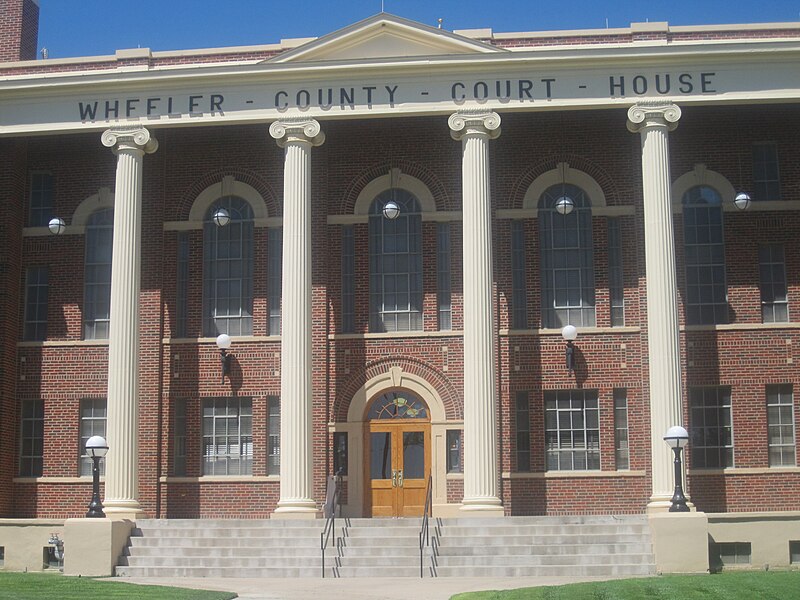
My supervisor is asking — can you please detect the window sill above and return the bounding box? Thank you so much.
[446,472,464,480]
[688,467,800,475]
[502,326,641,336]
[17,340,108,348]
[682,322,800,332]
[13,477,99,483]
[502,470,645,479]
[159,475,279,483]
[329,330,462,340]
[163,336,280,344]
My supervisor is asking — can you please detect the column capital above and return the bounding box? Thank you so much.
[269,118,325,148]
[627,102,681,133]
[101,126,158,154]
[448,110,501,141]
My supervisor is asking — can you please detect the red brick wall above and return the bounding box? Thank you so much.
[3,107,800,518]
[0,0,38,62]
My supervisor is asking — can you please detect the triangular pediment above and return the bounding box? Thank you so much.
[269,13,504,63]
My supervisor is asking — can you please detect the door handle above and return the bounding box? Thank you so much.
[397,470,403,487]
[391,469,397,487]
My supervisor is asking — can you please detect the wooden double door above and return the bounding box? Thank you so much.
[367,421,431,517]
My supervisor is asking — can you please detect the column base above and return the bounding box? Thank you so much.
[103,500,146,521]
[649,511,709,573]
[459,496,504,517]
[63,518,134,577]
[272,499,320,519]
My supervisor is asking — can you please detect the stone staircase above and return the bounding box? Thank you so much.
[115,515,655,578]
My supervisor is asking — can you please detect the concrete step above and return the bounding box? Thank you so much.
[431,553,654,566]
[432,564,655,577]
[133,527,322,538]
[437,533,650,546]
[116,566,324,578]
[125,545,323,558]
[122,555,324,568]
[435,542,653,556]
[129,536,320,549]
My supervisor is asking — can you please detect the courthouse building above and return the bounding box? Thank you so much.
[1,0,799,533]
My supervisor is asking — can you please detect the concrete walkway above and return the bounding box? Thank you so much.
[118,575,635,599]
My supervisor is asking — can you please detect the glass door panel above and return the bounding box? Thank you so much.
[402,430,425,479]
[370,431,392,480]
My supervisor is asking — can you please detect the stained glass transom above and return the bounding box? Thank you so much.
[367,391,429,420]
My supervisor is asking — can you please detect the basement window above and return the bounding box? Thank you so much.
[790,541,800,564]
[0,546,4,566]
[714,542,751,567]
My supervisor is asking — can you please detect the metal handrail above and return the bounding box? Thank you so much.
[320,469,343,578]
[418,474,433,578]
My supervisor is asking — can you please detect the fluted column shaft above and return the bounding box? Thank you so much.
[100,127,158,518]
[449,111,503,514]
[270,119,324,517]
[627,103,685,509]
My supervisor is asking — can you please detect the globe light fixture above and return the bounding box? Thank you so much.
[561,324,578,372]
[733,191,751,211]
[216,333,233,383]
[48,217,66,235]
[382,201,400,220]
[555,195,574,215]
[85,435,109,518]
[213,207,231,227]
[663,425,690,512]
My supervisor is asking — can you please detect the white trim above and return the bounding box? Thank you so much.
[159,476,280,483]
[329,330,462,340]
[17,339,108,347]
[502,470,646,478]
[500,326,641,336]
[353,168,436,215]
[347,367,446,422]
[71,187,114,228]
[672,163,736,206]
[682,322,800,332]
[523,162,607,209]
[187,176,269,222]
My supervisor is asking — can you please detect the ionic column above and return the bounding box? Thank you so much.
[269,119,324,518]
[100,127,158,518]
[449,111,503,515]
[627,102,685,510]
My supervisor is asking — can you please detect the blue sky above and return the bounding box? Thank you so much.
[39,0,800,58]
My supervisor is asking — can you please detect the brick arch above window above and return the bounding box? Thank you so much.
[173,170,278,223]
[672,164,735,208]
[523,162,607,210]
[188,175,269,223]
[354,168,436,215]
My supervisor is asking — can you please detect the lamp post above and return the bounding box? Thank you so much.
[663,425,690,512]
[85,435,109,518]
[561,324,578,372]
[216,333,232,383]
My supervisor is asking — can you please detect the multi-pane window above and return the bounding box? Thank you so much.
[175,232,189,338]
[516,391,531,472]
[267,396,280,476]
[79,399,107,476]
[545,389,600,471]
[614,389,629,470]
[28,172,54,227]
[767,384,795,467]
[23,266,48,341]
[83,208,113,340]
[268,227,282,336]
[174,399,187,476]
[539,184,595,328]
[446,430,462,474]
[683,186,727,325]
[511,221,527,329]
[333,432,348,476]
[203,197,254,337]
[689,387,733,468]
[202,397,252,476]
[19,400,44,477]
[759,244,788,323]
[437,223,452,331]
[369,190,423,332]
[341,225,355,333]
[608,218,625,326]
[752,143,780,201]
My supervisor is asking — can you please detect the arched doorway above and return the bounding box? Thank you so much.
[365,390,431,517]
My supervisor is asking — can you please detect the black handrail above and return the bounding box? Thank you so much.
[418,474,433,578]
[320,469,343,578]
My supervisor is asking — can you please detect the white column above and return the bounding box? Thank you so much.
[100,127,158,518]
[627,102,685,511]
[449,111,504,515]
[269,119,324,518]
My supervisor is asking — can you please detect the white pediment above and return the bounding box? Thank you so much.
[269,13,504,63]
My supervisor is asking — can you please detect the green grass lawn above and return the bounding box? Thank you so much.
[0,572,236,600]
[451,571,800,600]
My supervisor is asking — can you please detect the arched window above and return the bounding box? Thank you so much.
[367,391,429,420]
[369,189,423,332]
[203,196,254,336]
[84,208,114,339]
[538,183,595,328]
[683,185,727,325]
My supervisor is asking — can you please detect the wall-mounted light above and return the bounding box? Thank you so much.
[663,425,690,513]
[561,324,578,372]
[216,333,232,383]
[213,207,231,227]
[48,217,66,235]
[85,435,108,518]
[554,195,574,215]
[382,200,400,220]
[733,191,751,211]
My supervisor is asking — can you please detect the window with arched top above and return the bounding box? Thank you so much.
[367,391,429,420]
[538,183,596,328]
[369,189,423,332]
[203,196,254,336]
[84,208,114,339]
[682,185,727,325]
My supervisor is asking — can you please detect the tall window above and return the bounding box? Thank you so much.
[545,389,600,471]
[511,221,527,329]
[79,399,107,476]
[267,396,280,476]
[202,397,252,475]
[767,384,795,467]
[28,172,53,227]
[84,208,113,340]
[539,184,595,328]
[341,225,355,333]
[759,244,788,323]
[515,391,531,472]
[683,186,727,325]
[23,266,48,341]
[608,218,625,326]
[689,387,733,468]
[174,399,187,476]
[268,227,282,336]
[437,223,452,331]
[369,189,423,332]
[614,388,629,470]
[19,399,44,477]
[175,232,190,338]
[752,143,780,201]
[446,430,462,474]
[203,197,254,336]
